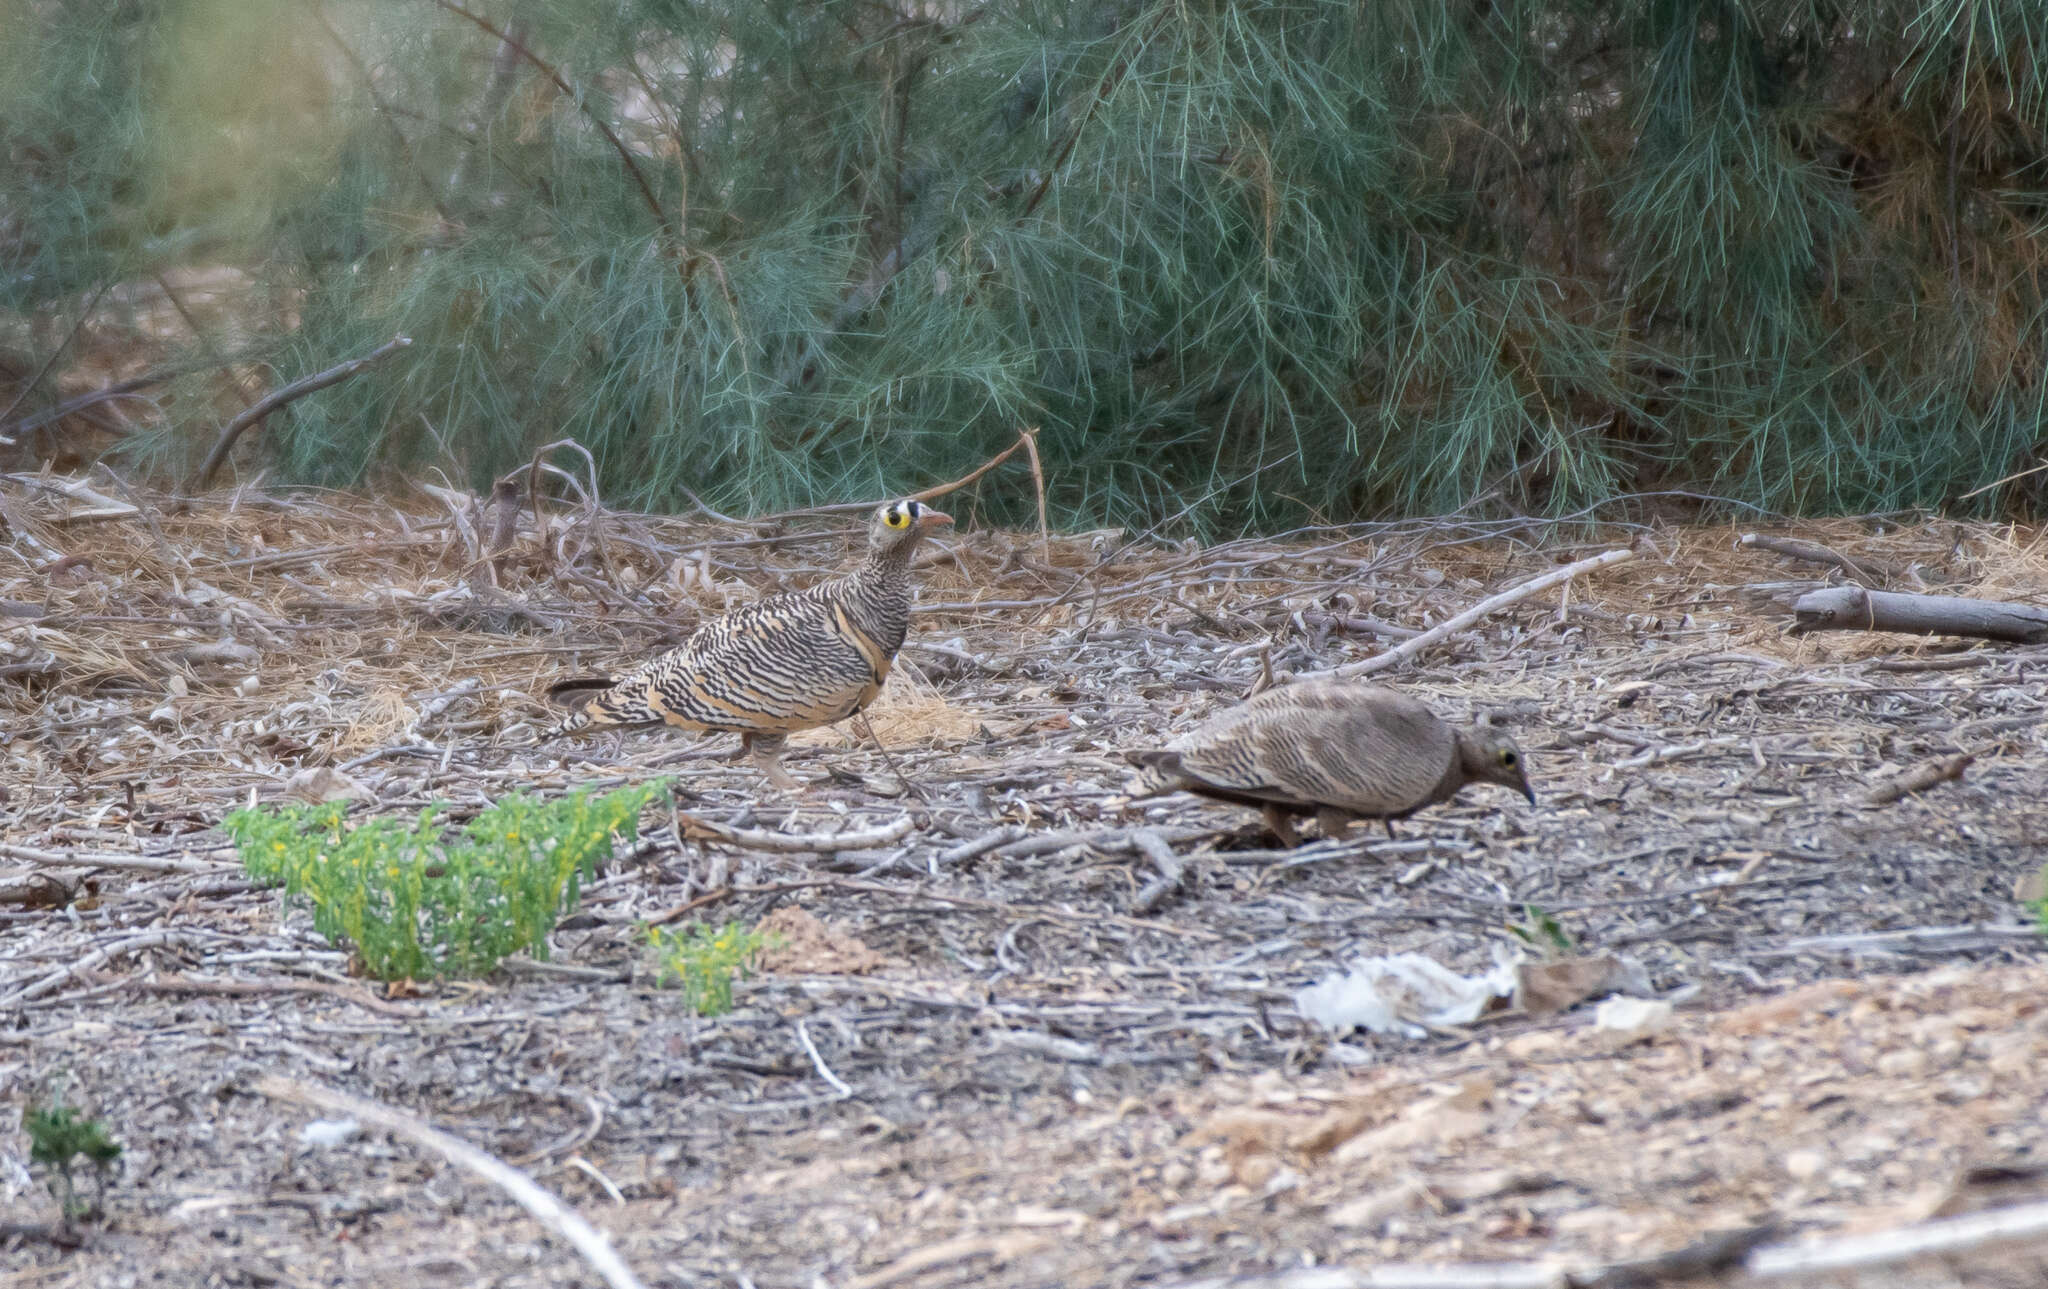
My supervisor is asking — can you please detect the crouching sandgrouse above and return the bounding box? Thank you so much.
[1126,678,1534,845]
[545,498,952,789]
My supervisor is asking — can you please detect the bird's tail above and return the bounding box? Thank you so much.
[546,676,618,708]
[539,676,658,740]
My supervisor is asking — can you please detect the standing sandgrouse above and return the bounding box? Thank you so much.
[1126,678,1534,845]
[545,498,952,789]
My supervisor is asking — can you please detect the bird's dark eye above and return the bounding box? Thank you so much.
[1500,750,1518,766]
[886,507,910,529]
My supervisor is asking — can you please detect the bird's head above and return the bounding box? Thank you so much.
[868,498,953,553]
[1462,718,1536,804]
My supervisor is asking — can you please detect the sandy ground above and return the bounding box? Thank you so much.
[2,484,2044,1286]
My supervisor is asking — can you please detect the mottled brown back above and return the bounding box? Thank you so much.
[1129,679,1469,819]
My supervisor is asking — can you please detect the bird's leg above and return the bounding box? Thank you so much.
[744,733,804,793]
[1261,804,1302,848]
[1383,819,1399,840]
[1316,807,1354,842]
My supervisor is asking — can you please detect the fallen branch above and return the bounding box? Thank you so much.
[1746,923,2039,959]
[0,872,74,908]
[91,970,425,1019]
[1737,532,1894,586]
[1746,1194,2048,1277]
[0,930,217,1009]
[192,335,413,489]
[1328,548,1638,678]
[3,472,138,522]
[649,876,1222,939]
[935,824,1027,865]
[1789,585,2048,645]
[0,1221,83,1249]
[0,840,236,876]
[1865,753,1975,806]
[254,1075,648,1289]
[992,824,1212,860]
[1127,827,1187,915]
[675,811,917,854]
[1150,1196,2048,1286]
[1568,1224,1779,1287]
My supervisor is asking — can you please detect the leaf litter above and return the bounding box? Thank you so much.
[0,477,2044,1286]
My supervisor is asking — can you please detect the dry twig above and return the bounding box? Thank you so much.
[1865,753,1975,806]
[254,1075,649,1289]
[193,335,414,488]
[0,930,217,1009]
[675,811,918,853]
[1328,548,1637,678]
[1737,532,1894,586]
[0,841,232,876]
[1128,827,1187,915]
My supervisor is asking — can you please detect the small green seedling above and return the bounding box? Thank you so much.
[2030,864,2048,938]
[647,920,773,1016]
[226,780,668,981]
[25,1098,122,1221]
[1507,902,1576,955]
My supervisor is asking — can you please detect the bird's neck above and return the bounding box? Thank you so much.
[857,541,916,591]
[1441,733,1484,797]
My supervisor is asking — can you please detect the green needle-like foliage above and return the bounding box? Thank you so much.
[226,780,668,981]
[25,1096,123,1220]
[3,2,2044,530]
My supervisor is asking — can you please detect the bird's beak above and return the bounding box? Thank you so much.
[1520,780,1537,805]
[918,508,954,529]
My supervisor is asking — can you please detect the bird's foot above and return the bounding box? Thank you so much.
[1262,804,1303,848]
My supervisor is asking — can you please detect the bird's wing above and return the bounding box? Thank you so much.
[640,585,880,733]
[1167,685,1455,817]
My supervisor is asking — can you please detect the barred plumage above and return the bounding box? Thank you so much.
[1127,678,1534,845]
[546,499,952,789]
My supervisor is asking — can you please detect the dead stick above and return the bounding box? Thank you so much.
[1790,585,2048,645]
[1865,753,1975,806]
[676,811,916,853]
[649,877,1221,939]
[907,428,1030,505]
[1746,1194,2048,1278]
[0,930,217,1009]
[935,824,1027,865]
[89,970,424,1019]
[1128,827,1186,915]
[1737,532,1892,586]
[1155,1195,2048,1285]
[254,1075,648,1289]
[1018,424,1050,556]
[192,335,413,489]
[1328,548,1637,678]
[754,427,1041,521]
[0,840,235,876]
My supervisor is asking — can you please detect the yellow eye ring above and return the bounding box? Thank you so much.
[886,510,910,528]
